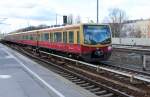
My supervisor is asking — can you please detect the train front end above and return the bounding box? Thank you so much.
[81,24,112,62]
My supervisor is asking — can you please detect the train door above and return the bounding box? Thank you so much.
[49,32,53,49]
[36,31,40,50]
[63,31,67,52]
[68,31,75,53]
[75,30,81,54]
[76,30,80,44]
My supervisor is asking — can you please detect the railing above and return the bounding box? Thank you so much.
[39,50,150,83]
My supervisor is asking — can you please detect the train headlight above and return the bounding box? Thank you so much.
[96,48,100,50]
[108,46,112,51]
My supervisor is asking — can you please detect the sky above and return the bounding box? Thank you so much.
[0,0,150,33]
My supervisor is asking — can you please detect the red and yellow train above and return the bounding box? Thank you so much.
[4,24,112,62]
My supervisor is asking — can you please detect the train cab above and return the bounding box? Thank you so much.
[80,24,112,61]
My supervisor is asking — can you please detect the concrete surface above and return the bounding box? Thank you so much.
[0,43,98,97]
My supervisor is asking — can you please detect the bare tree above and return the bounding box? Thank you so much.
[67,14,73,25]
[108,8,127,37]
[136,29,142,38]
[75,15,81,24]
[128,25,141,38]
[121,24,135,38]
[147,21,150,38]
[89,20,95,23]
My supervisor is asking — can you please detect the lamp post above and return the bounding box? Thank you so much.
[56,13,58,25]
[97,0,99,24]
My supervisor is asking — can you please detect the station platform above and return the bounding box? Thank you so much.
[0,43,98,97]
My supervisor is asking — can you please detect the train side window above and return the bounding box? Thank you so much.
[54,32,62,42]
[30,35,33,40]
[17,35,19,40]
[57,32,62,42]
[40,33,42,41]
[27,35,30,40]
[37,33,40,41]
[63,32,67,43]
[33,34,36,41]
[20,35,22,40]
[23,35,25,40]
[54,33,56,42]
[77,31,80,44]
[25,35,27,40]
[43,33,49,41]
[28,35,30,40]
[32,34,34,40]
[24,35,26,40]
[50,33,53,42]
[69,31,74,43]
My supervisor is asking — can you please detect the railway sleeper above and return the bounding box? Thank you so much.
[84,85,95,89]
[100,93,114,97]
[61,72,71,75]
[79,83,90,87]
[75,81,86,84]
[67,77,78,80]
[55,71,64,74]
[93,90,107,95]
[65,75,75,78]
[62,74,71,77]
[89,87,100,92]
[71,79,82,82]
[58,72,68,75]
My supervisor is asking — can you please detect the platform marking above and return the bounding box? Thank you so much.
[2,48,65,97]
[0,75,11,79]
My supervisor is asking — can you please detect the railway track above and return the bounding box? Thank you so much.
[4,43,150,97]
[112,45,150,55]
[112,44,150,49]
[101,61,150,77]
[111,44,150,76]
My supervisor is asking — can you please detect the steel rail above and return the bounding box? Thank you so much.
[101,61,150,77]
[113,46,150,55]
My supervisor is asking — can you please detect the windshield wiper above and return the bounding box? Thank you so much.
[99,38,111,44]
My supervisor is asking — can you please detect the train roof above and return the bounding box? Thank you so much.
[7,23,109,36]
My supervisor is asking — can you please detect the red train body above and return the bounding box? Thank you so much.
[4,24,112,62]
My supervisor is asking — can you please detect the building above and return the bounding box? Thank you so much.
[135,19,150,38]
[121,19,150,38]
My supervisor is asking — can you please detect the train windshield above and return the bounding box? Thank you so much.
[83,25,111,45]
